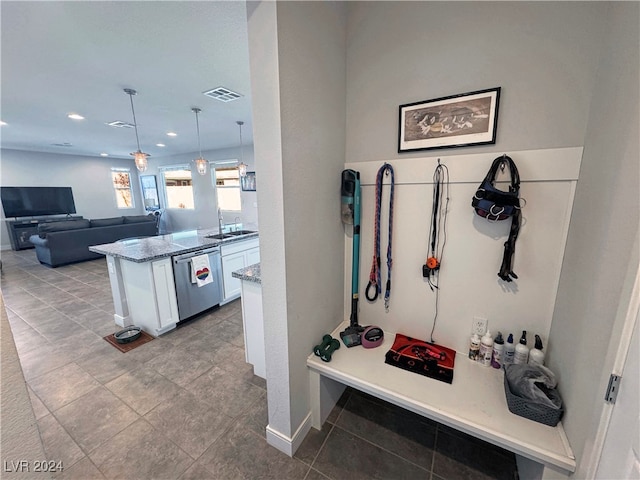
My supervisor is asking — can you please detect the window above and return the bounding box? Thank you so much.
[214,163,241,212]
[161,166,194,209]
[111,169,134,208]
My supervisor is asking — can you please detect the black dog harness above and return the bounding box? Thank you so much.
[472,155,523,282]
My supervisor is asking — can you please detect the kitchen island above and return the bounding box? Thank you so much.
[90,228,258,336]
[232,263,265,378]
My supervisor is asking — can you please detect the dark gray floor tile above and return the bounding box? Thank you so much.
[146,347,214,387]
[432,428,517,480]
[198,423,310,479]
[105,364,182,415]
[29,362,100,412]
[75,342,138,384]
[326,387,352,424]
[178,462,220,480]
[336,390,436,471]
[52,456,105,479]
[145,389,233,459]
[295,422,333,466]
[54,386,139,453]
[88,418,193,479]
[37,413,85,471]
[214,319,245,347]
[313,427,430,480]
[19,343,74,381]
[240,390,269,437]
[185,365,264,418]
[305,468,332,480]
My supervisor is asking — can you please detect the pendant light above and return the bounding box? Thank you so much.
[192,107,207,176]
[237,120,247,178]
[124,88,150,172]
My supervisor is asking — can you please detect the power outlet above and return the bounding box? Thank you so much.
[472,316,488,336]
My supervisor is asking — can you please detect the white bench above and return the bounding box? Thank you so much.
[308,321,576,478]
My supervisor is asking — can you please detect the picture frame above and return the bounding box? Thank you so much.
[241,171,256,191]
[139,175,161,211]
[398,87,501,153]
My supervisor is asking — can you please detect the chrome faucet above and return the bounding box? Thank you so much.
[234,216,241,232]
[218,207,224,234]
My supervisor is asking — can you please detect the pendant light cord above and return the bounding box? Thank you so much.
[195,109,203,157]
[127,92,142,152]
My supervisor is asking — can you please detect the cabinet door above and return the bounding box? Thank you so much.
[246,246,260,266]
[222,251,246,301]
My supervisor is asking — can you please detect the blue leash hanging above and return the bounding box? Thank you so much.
[366,163,395,311]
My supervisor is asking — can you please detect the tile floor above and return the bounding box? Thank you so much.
[1,249,519,479]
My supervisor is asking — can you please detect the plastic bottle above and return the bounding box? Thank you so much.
[468,333,481,361]
[514,330,529,365]
[504,333,515,365]
[478,330,494,366]
[491,332,505,369]
[528,334,545,366]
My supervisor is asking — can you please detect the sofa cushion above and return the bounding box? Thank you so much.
[123,215,155,224]
[90,217,124,227]
[38,219,91,237]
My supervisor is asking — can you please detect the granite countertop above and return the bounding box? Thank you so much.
[89,228,258,263]
[232,263,261,284]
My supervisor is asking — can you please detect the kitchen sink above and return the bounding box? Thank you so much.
[228,230,256,236]
[206,233,234,240]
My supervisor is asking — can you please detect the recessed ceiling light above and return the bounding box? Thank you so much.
[0,121,7,126]
[100,153,109,157]
[68,113,85,120]
[166,132,177,137]
[156,143,166,147]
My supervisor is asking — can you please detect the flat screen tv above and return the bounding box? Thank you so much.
[1,187,77,218]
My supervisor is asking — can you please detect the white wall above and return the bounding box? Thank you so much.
[345,1,607,164]
[548,2,639,476]
[0,149,145,249]
[247,0,347,448]
[0,144,258,249]
[140,144,258,233]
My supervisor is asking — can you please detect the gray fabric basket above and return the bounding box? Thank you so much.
[503,374,564,427]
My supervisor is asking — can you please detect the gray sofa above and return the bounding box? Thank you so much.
[29,215,158,267]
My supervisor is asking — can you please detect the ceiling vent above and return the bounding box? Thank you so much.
[203,86,243,102]
[51,142,73,147]
[106,121,135,128]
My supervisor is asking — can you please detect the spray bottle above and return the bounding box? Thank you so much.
[514,330,529,364]
[478,330,494,366]
[504,333,515,365]
[491,332,505,369]
[528,335,545,366]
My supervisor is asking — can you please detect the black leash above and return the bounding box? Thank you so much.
[422,160,449,342]
[366,163,395,311]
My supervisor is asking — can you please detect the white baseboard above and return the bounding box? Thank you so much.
[265,412,313,457]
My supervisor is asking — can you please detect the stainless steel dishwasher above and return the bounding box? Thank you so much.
[172,247,223,321]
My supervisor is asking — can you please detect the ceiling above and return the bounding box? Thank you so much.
[0,1,253,161]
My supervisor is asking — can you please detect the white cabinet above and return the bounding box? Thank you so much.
[119,257,180,336]
[221,238,260,304]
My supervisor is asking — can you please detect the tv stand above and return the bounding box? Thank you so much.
[5,216,83,250]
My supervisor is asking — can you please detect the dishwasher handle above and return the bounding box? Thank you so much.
[173,248,220,264]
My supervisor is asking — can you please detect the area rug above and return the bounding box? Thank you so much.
[103,330,154,353]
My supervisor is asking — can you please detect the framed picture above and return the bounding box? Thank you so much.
[398,87,501,153]
[241,171,256,191]
[140,175,161,211]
